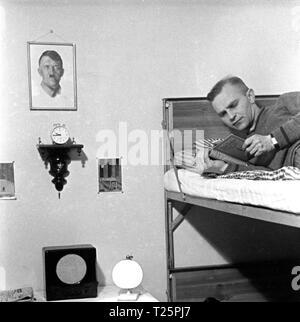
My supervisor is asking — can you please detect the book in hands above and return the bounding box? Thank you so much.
[196,134,250,167]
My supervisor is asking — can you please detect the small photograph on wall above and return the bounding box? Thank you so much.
[27,41,77,111]
[98,158,123,193]
[0,162,16,199]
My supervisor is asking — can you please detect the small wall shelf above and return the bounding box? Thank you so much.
[37,142,85,198]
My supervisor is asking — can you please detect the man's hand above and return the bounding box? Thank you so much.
[174,146,228,175]
[242,134,275,157]
[174,150,204,173]
[200,148,228,174]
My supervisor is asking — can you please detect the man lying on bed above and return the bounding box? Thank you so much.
[178,76,300,175]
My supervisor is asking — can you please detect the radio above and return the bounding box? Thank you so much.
[43,244,98,301]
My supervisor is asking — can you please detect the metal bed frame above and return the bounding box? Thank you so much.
[162,96,300,302]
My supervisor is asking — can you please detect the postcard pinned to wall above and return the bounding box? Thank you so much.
[98,158,123,193]
[0,162,16,199]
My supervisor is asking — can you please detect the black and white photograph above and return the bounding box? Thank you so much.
[0,162,15,200]
[2,0,300,309]
[98,158,123,193]
[27,41,77,110]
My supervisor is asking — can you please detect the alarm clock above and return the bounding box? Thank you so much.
[43,244,98,301]
[50,124,70,145]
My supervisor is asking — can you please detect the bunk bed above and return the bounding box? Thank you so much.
[162,96,300,302]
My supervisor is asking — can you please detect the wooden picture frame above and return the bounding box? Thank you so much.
[27,41,77,111]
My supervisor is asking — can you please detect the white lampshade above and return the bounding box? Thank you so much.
[112,258,143,290]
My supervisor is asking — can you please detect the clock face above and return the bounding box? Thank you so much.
[51,126,70,144]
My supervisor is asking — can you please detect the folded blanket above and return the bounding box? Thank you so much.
[217,166,300,180]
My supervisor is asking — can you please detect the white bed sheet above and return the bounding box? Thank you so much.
[164,169,300,214]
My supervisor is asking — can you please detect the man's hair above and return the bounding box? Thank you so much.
[38,50,63,67]
[207,76,249,102]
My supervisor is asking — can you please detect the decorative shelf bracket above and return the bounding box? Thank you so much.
[37,143,84,198]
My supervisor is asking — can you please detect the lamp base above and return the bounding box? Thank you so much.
[117,289,140,301]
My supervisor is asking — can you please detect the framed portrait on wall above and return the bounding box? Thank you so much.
[27,41,77,111]
[0,162,16,200]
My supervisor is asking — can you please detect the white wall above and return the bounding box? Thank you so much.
[1,0,300,301]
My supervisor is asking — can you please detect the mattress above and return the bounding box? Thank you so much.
[164,169,300,214]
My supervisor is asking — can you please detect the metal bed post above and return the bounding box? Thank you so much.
[165,194,193,301]
[165,198,175,301]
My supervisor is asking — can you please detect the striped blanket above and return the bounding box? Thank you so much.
[217,166,300,180]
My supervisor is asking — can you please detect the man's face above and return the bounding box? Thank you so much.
[38,56,64,90]
[211,83,253,131]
